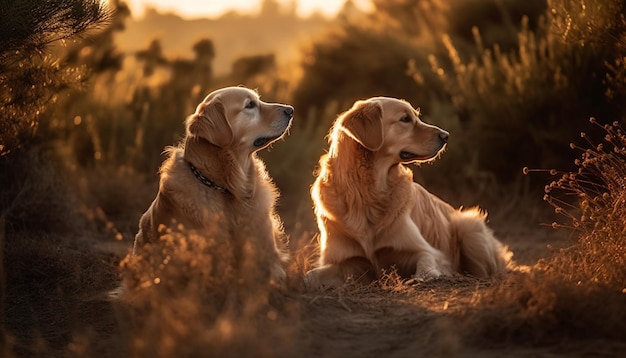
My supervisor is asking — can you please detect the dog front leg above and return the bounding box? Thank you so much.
[413,248,453,280]
[381,217,453,280]
[305,256,375,290]
[375,246,452,280]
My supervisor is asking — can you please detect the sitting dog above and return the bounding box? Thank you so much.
[306,97,511,289]
[133,86,293,284]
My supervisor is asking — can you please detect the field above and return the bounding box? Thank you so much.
[2,0,626,356]
[3,186,625,357]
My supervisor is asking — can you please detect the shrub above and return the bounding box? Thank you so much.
[118,228,296,358]
[467,120,626,346]
[541,118,626,287]
[429,0,626,182]
[292,21,431,119]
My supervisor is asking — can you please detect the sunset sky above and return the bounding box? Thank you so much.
[121,0,371,19]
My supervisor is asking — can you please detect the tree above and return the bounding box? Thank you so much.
[0,0,110,342]
[0,0,111,156]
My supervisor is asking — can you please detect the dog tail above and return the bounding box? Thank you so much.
[449,208,513,277]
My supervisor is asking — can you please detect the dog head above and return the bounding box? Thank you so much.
[337,97,448,164]
[186,86,293,153]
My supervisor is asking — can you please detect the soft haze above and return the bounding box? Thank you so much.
[123,0,371,18]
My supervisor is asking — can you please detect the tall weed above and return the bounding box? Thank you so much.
[468,120,626,345]
[429,0,626,181]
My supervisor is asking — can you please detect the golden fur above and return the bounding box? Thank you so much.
[306,97,512,289]
[133,86,293,283]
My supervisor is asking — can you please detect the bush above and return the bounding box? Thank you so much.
[118,228,297,358]
[466,120,626,346]
[429,0,626,182]
[541,118,626,287]
[292,20,432,118]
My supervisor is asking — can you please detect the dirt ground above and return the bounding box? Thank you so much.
[287,219,625,358]
[4,200,626,357]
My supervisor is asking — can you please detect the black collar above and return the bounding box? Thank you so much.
[188,162,231,195]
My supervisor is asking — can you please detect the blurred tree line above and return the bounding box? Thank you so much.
[53,0,302,175]
[2,0,626,237]
[295,0,626,187]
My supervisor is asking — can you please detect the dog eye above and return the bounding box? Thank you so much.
[400,115,412,123]
[245,101,257,109]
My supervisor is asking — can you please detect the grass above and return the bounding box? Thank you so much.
[2,1,626,355]
[2,95,625,358]
[427,0,626,182]
[116,229,299,358]
[531,118,626,288]
[3,124,626,356]
[461,118,626,348]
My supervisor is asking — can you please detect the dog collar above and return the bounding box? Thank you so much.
[188,162,231,195]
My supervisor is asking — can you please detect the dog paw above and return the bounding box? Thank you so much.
[414,251,453,281]
[304,266,344,291]
[413,267,444,282]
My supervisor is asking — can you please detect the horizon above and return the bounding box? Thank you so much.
[119,0,372,19]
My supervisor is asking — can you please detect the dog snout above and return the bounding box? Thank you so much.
[438,130,449,144]
[283,105,294,119]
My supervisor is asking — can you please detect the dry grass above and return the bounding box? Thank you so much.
[3,1,626,356]
[461,119,626,348]
[3,211,624,357]
[535,118,626,288]
[115,228,299,358]
[2,121,625,358]
[4,122,626,357]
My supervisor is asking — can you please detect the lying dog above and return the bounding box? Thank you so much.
[133,86,293,284]
[306,97,511,289]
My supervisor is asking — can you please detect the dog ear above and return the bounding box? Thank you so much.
[186,99,233,148]
[341,100,384,151]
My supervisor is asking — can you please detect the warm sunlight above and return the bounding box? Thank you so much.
[121,0,371,18]
[5,1,626,357]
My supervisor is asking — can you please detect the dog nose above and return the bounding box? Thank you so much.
[439,131,449,144]
[283,106,294,118]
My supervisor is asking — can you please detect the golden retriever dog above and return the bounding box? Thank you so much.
[133,86,293,284]
[305,97,511,289]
